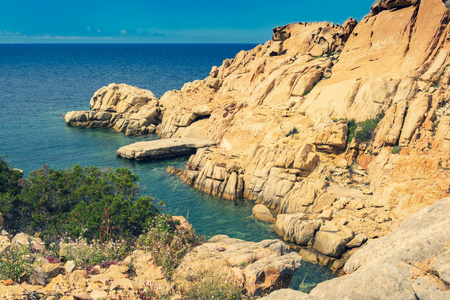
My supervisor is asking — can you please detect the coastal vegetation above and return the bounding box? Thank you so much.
[0,157,245,299]
[0,158,158,243]
[346,113,384,146]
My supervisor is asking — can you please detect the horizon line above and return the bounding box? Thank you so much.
[0,42,262,45]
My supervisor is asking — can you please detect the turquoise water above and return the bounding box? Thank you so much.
[0,44,335,288]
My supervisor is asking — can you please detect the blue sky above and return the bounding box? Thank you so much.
[0,0,375,43]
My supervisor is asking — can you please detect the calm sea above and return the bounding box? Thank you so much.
[0,43,334,290]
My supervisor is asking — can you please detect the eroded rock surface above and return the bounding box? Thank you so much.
[65,83,161,135]
[175,235,302,297]
[116,138,216,160]
[262,198,450,299]
[161,0,449,264]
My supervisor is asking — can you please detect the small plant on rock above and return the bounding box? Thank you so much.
[391,146,402,154]
[0,245,34,282]
[285,127,299,137]
[137,215,204,279]
[347,113,384,146]
[179,264,242,300]
[60,236,130,268]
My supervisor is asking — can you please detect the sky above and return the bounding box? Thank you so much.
[0,0,375,43]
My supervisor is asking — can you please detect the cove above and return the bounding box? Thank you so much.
[0,44,335,291]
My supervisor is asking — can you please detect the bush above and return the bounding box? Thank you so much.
[285,127,299,137]
[60,236,129,268]
[180,264,242,300]
[347,113,384,145]
[0,158,159,244]
[137,215,204,279]
[391,146,402,154]
[0,245,34,282]
[0,156,24,224]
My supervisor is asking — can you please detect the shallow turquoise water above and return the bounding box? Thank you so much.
[0,44,335,289]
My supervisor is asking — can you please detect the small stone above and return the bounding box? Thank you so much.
[375,214,391,223]
[65,260,76,274]
[362,188,373,195]
[299,248,319,264]
[72,293,92,300]
[0,235,11,254]
[90,289,108,300]
[252,204,276,223]
[318,209,333,220]
[2,279,13,286]
[331,259,346,272]
[110,278,138,290]
[346,234,368,248]
[309,44,324,57]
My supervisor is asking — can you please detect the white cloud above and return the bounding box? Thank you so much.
[97,28,102,33]
[120,29,127,35]
[87,26,91,31]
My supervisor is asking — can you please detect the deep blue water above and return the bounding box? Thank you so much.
[0,43,335,289]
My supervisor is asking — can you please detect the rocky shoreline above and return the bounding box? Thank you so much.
[62,0,450,298]
[0,216,303,299]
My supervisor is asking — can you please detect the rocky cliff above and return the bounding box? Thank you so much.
[65,0,450,268]
[161,0,450,262]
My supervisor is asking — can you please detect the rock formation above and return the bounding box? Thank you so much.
[65,83,161,135]
[159,0,450,263]
[261,198,450,299]
[0,230,302,299]
[116,138,216,160]
[175,235,301,297]
[65,0,450,274]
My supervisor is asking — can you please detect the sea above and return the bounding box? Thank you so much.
[0,43,335,291]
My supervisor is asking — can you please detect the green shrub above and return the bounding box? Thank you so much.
[60,237,129,268]
[0,245,33,282]
[0,156,24,224]
[0,159,159,244]
[391,147,402,154]
[137,215,204,279]
[347,113,384,145]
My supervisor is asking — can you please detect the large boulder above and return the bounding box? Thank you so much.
[65,83,160,135]
[312,222,353,258]
[123,250,167,283]
[344,198,450,274]
[252,204,276,223]
[275,214,321,246]
[431,249,450,285]
[259,288,310,300]
[310,263,418,300]
[175,235,302,297]
[11,232,45,251]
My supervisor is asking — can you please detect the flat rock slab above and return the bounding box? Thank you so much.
[116,138,216,160]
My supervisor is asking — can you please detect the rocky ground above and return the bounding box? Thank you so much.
[0,216,302,299]
[62,0,450,298]
[261,197,450,299]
